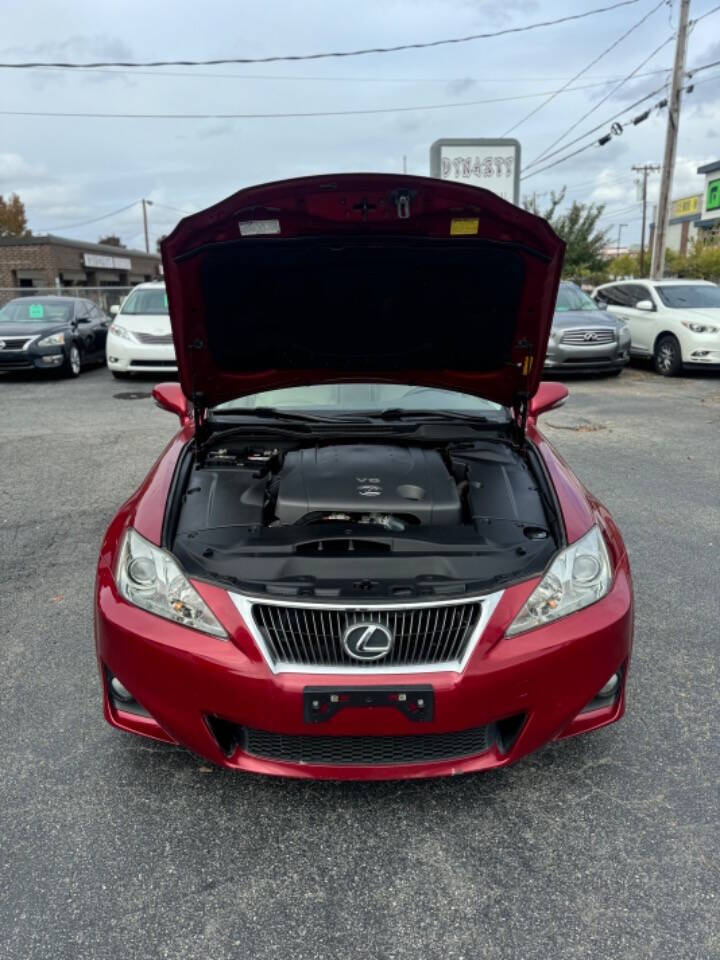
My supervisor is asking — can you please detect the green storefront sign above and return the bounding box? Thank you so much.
[708,177,720,212]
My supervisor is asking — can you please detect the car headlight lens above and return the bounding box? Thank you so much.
[115,527,227,639]
[681,320,718,334]
[109,322,138,342]
[506,525,612,637]
[37,331,65,347]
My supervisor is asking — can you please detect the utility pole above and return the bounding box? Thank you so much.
[632,163,661,275]
[141,198,153,254]
[616,223,629,256]
[650,0,691,278]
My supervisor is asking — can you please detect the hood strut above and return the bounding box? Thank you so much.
[512,339,535,446]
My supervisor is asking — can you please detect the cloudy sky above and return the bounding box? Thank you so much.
[1,0,719,251]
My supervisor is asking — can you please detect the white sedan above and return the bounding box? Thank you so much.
[106,281,176,379]
[592,279,720,376]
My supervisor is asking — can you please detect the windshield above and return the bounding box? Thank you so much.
[555,285,599,312]
[655,284,720,309]
[0,300,73,323]
[213,383,506,416]
[120,288,168,315]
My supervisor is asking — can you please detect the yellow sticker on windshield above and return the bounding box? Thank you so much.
[450,218,479,236]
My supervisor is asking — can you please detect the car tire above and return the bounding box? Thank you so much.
[63,343,82,378]
[111,370,131,380]
[654,335,682,376]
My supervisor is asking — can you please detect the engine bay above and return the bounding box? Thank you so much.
[169,434,561,600]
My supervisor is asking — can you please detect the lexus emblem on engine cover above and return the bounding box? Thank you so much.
[342,622,394,661]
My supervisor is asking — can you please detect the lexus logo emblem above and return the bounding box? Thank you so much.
[342,622,394,661]
[583,331,600,342]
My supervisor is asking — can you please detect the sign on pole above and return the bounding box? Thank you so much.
[430,139,521,205]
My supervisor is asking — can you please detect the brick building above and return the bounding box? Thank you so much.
[0,234,161,290]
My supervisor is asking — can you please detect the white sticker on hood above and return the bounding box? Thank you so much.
[238,219,281,236]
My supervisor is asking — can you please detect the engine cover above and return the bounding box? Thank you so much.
[275,444,461,526]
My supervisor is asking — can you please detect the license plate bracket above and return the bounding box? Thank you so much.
[303,685,434,724]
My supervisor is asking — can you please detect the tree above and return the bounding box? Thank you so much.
[523,188,609,278]
[0,193,29,237]
[98,235,125,247]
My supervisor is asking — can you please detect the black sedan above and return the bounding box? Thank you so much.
[0,296,110,377]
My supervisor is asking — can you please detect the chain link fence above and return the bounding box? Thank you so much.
[0,286,136,311]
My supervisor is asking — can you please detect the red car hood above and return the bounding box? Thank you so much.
[161,173,564,411]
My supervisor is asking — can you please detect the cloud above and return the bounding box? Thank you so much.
[0,153,48,183]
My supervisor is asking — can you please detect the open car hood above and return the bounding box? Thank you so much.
[162,174,564,413]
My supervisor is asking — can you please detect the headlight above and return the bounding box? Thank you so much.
[109,322,138,342]
[681,320,718,334]
[506,526,612,637]
[37,331,65,347]
[115,527,227,639]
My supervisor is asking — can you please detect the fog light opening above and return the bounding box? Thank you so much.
[598,673,620,698]
[110,676,135,703]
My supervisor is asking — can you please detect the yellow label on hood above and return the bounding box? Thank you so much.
[450,218,479,236]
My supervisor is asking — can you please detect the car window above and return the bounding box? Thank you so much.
[89,304,103,319]
[556,285,599,312]
[0,299,74,323]
[625,285,654,308]
[120,288,168,315]
[596,285,632,307]
[655,284,720,308]
[75,301,89,319]
[213,383,506,416]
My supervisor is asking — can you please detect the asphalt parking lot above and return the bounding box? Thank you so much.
[1,363,719,960]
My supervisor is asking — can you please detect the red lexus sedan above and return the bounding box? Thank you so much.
[95,173,633,779]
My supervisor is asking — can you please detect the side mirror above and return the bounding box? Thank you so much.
[110,304,120,316]
[635,299,654,311]
[152,383,191,426]
[529,382,569,421]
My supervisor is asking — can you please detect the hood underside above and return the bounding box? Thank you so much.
[161,174,565,410]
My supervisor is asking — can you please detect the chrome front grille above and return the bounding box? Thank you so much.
[0,336,33,351]
[251,600,482,670]
[133,331,174,345]
[560,329,615,345]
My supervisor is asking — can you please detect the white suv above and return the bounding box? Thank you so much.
[592,279,720,376]
[106,281,176,379]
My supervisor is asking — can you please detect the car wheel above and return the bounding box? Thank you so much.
[111,370,131,379]
[654,335,682,376]
[64,343,82,378]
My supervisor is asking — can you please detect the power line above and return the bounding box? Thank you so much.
[528,34,673,165]
[149,201,194,216]
[0,80,672,121]
[0,1,644,68]
[37,200,140,233]
[522,55,720,174]
[17,64,675,85]
[500,0,666,137]
[521,73,719,181]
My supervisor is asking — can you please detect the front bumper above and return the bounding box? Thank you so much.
[544,341,630,374]
[106,332,177,374]
[95,552,633,780]
[0,344,66,371]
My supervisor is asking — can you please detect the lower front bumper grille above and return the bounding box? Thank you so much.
[242,724,493,765]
